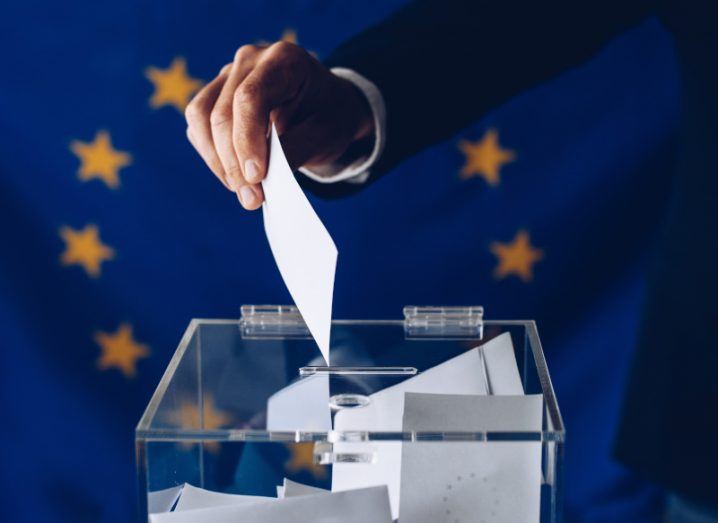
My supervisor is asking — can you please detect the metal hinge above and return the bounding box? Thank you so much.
[403,305,484,338]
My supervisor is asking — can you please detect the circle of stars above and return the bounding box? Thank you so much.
[59,29,543,474]
[442,471,502,522]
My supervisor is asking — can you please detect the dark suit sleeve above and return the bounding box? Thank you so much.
[300,0,654,198]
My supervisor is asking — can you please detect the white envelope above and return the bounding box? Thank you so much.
[399,393,543,523]
[266,374,331,431]
[332,332,516,519]
[482,331,524,394]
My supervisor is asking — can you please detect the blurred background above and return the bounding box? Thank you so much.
[0,1,679,522]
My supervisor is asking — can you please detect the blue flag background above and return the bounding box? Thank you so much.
[1,1,679,522]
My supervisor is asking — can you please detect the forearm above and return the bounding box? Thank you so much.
[324,0,654,179]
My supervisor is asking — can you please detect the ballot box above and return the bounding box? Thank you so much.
[136,305,565,523]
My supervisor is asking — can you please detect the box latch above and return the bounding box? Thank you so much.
[239,305,311,338]
[403,305,484,338]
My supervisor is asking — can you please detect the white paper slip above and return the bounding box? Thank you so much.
[282,478,329,498]
[147,485,183,514]
[149,485,392,523]
[333,338,493,432]
[482,332,524,394]
[399,393,543,523]
[266,374,331,431]
[261,124,338,364]
[402,393,543,433]
[331,332,518,519]
[173,483,272,512]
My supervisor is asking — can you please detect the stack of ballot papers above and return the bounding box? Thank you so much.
[266,332,544,522]
[149,481,392,523]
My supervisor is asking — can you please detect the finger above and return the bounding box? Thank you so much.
[232,42,306,185]
[185,64,232,190]
[235,182,264,210]
[270,96,303,136]
[211,46,260,203]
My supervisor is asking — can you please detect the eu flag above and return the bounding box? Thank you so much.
[0,1,677,521]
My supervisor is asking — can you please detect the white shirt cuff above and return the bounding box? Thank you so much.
[298,67,386,185]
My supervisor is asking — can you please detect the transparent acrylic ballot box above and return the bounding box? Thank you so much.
[136,306,565,522]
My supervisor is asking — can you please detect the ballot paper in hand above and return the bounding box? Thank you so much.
[399,393,543,523]
[262,124,337,363]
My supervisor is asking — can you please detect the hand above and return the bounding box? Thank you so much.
[185,41,374,210]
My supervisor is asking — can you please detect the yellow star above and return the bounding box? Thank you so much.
[257,28,301,47]
[489,229,544,282]
[285,442,327,479]
[169,396,232,452]
[458,128,516,186]
[145,57,203,113]
[59,224,115,278]
[70,130,132,189]
[94,323,150,379]
[280,28,297,44]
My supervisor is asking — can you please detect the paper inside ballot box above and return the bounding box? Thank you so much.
[331,331,529,519]
[398,393,543,523]
[265,331,523,432]
[150,484,391,523]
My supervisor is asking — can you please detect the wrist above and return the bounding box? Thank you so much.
[336,76,375,142]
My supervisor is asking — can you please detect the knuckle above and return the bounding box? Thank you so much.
[235,82,260,106]
[184,97,205,122]
[269,40,295,56]
[209,105,232,127]
[225,164,243,177]
[234,44,258,63]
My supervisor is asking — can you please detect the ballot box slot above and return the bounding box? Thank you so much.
[300,366,417,376]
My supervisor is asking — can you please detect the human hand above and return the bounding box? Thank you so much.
[185,41,374,210]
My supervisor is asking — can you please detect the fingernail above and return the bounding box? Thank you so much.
[244,159,260,183]
[226,175,237,191]
[239,185,256,207]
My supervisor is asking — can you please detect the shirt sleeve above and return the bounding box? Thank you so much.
[298,68,386,185]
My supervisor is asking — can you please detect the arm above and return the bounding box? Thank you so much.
[185,0,654,208]
[319,0,655,186]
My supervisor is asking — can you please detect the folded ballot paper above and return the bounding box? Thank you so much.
[262,124,337,364]
[149,483,392,523]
